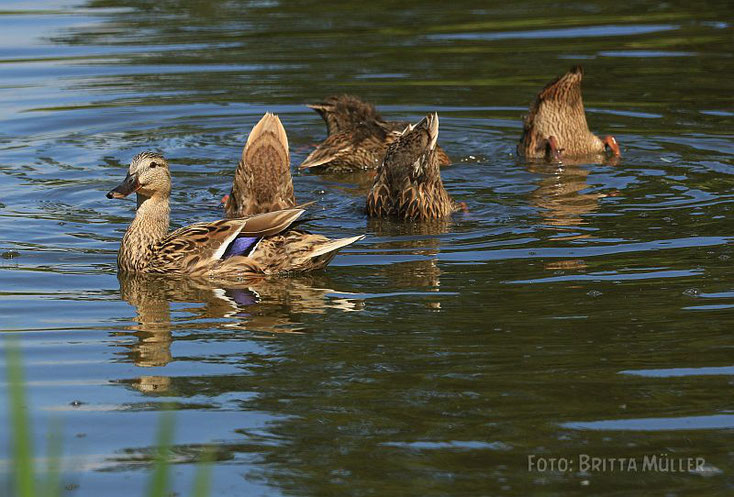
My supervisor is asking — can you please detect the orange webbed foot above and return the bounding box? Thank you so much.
[603,135,621,158]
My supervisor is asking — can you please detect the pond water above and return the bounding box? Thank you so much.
[0,0,733,495]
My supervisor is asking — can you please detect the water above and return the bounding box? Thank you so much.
[1,0,733,495]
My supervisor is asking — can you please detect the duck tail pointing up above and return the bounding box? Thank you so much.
[243,112,289,161]
[413,112,440,151]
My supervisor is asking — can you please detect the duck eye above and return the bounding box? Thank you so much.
[149,162,158,168]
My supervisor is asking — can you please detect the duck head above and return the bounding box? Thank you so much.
[107,152,171,200]
[308,94,382,134]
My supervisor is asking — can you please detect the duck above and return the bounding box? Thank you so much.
[307,94,384,136]
[518,65,621,162]
[300,94,451,172]
[224,112,295,217]
[107,151,363,277]
[366,113,461,220]
[298,119,397,173]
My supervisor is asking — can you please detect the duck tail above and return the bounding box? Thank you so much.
[226,113,295,217]
[306,235,365,269]
[298,151,337,170]
[310,235,364,259]
[412,112,439,151]
[244,112,289,159]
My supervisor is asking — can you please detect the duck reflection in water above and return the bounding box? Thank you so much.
[528,161,603,233]
[367,218,451,310]
[116,272,361,393]
[526,158,619,271]
[518,64,621,271]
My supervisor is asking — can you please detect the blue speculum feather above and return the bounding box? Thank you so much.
[223,236,259,259]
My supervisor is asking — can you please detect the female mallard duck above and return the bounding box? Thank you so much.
[518,65,621,162]
[366,113,461,220]
[107,151,363,277]
[224,112,296,217]
[300,94,451,172]
[299,119,397,173]
[307,94,384,136]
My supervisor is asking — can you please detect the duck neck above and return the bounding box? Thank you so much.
[118,193,170,272]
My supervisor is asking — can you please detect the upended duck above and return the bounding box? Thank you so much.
[299,94,451,172]
[224,112,296,217]
[518,65,621,162]
[107,150,362,277]
[367,113,462,220]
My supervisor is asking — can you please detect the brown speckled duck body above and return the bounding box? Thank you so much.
[367,113,459,220]
[107,151,362,277]
[221,113,364,269]
[518,66,620,162]
[300,94,451,172]
[299,119,397,173]
[225,112,295,217]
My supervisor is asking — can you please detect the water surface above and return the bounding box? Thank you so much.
[1,0,733,495]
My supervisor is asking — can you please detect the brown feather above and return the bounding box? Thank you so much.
[308,94,384,135]
[366,113,457,221]
[299,120,394,172]
[111,151,363,277]
[304,95,452,171]
[518,65,609,159]
[225,113,295,217]
[250,231,364,273]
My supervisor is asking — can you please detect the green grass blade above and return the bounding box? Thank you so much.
[6,338,35,497]
[147,408,175,497]
[44,419,63,497]
[191,445,214,497]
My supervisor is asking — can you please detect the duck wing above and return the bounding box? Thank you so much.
[149,209,305,273]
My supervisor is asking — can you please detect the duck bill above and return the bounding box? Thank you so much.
[106,173,140,199]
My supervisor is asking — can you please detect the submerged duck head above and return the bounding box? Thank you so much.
[519,65,621,161]
[367,112,460,220]
[107,151,171,200]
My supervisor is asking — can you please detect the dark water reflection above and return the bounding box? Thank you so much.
[0,0,733,495]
